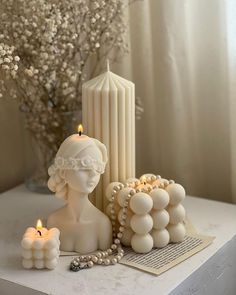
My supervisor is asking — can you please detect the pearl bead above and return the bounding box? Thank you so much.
[92,256,98,263]
[168,204,186,224]
[130,214,153,235]
[131,233,153,254]
[126,178,140,187]
[123,201,129,207]
[96,252,102,258]
[88,261,94,268]
[149,188,169,210]
[105,204,113,217]
[121,213,127,219]
[118,209,132,227]
[111,258,117,264]
[130,192,153,214]
[111,244,117,250]
[151,209,170,229]
[104,259,110,265]
[118,247,124,253]
[107,249,113,255]
[106,182,122,201]
[97,259,103,264]
[162,179,169,186]
[151,229,170,248]
[167,223,186,242]
[114,239,120,244]
[116,255,122,261]
[165,183,186,205]
[117,232,123,239]
[140,174,156,182]
[130,189,136,196]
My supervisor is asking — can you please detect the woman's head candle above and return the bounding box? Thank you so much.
[47,125,112,254]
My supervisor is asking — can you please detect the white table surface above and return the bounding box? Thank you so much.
[0,185,236,295]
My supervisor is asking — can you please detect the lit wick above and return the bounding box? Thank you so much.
[78,124,83,136]
[36,219,43,237]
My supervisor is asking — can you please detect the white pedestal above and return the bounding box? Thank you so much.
[0,185,236,295]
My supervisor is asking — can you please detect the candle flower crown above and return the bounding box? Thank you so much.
[48,155,106,176]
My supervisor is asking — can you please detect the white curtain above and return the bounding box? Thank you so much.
[114,0,236,203]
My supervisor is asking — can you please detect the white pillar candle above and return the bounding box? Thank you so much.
[82,62,135,211]
[21,220,60,270]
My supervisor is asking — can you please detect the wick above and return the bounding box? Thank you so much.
[106,59,110,71]
[37,230,42,236]
[79,131,82,136]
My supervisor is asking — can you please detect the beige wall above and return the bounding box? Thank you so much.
[0,100,25,192]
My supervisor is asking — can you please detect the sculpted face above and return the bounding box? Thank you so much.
[65,145,103,194]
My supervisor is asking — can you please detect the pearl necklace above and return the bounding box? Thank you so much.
[70,174,173,271]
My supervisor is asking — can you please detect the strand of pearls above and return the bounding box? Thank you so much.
[70,183,135,271]
[70,174,174,271]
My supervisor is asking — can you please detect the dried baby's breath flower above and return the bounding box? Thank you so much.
[0,0,139,171]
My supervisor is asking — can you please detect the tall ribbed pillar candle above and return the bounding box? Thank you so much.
[82,66,135,211]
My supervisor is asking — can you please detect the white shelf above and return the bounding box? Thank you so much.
[0,185,236,295]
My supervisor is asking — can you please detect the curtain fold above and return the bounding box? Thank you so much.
[114,0,236,203]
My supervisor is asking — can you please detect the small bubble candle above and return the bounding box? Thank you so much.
[21,219,60,270]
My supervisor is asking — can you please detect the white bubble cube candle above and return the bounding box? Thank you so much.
[106,174,186,253]
[21,220,60,270]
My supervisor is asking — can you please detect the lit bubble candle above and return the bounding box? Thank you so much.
[21,220,60,270]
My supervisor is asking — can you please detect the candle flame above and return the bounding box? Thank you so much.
[36,219,43,231]
[78,124,83,136]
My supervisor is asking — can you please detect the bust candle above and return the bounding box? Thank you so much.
[47,125,112,254]
[21,220,60,269]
